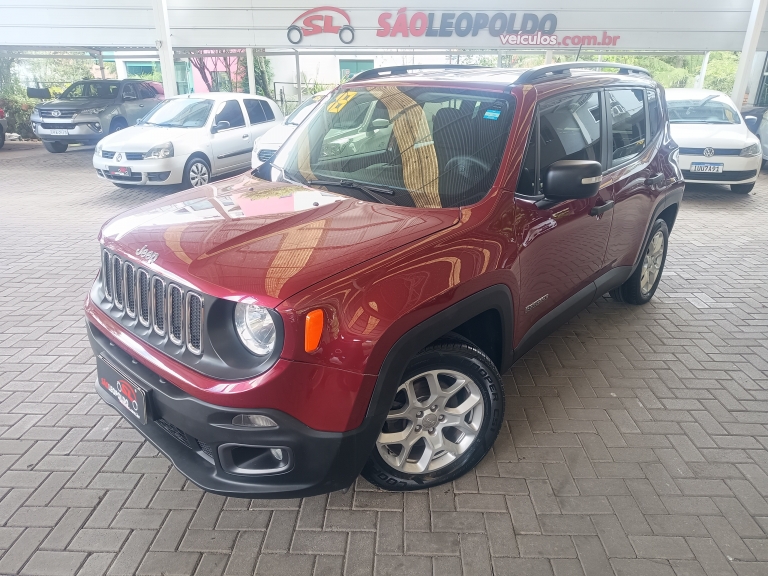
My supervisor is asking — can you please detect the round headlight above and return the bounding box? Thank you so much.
[234,303,276,356]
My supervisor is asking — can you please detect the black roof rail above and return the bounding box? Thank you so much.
[349,64,484,82]
[516,62,651,85]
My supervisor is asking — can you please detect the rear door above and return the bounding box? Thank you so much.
[514,90,614,337]
[119,83,144,125]
[243,98,277,142]
[210,99,252,173]
[603,87,663,268]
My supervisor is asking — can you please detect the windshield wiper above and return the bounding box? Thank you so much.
[307,179,396,204]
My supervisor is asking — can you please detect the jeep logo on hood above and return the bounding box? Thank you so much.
[136,245,159,264]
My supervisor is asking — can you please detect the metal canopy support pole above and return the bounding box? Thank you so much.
[695,51,711,89]
[246,48,256,94]
[295,51,302,104]
[151,0,177,97]
[97,53,105,79]
[497,51,502,67]
[732,0,768,105]
[545,50,553,64]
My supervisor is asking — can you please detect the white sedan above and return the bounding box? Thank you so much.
[667,88,761,194]
[94,92,283,187]
[252,91,329,170]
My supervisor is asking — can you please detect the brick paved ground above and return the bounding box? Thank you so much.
[1,142,767,576]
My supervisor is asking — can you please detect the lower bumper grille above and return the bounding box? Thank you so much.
[682,169,757,182]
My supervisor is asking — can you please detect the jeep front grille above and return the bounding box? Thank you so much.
[112,256,123,309]
[168,284,183,345]
[124,263,136,317]
[186,293,203,355]
[99,250,204,355]
[102,250,113,300]
[152,277,166,336]
[137,269,150,327]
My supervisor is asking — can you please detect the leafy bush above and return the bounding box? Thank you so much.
[0,93,36,139]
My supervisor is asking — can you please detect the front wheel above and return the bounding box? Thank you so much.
[183,156,211,188]
[43,140,68,153]
[611,218,669,305]
[362,341,504,491]
[731,183,755,194]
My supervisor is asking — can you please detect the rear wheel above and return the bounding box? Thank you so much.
[731,183,755,194]
[610,219,669,305]
[43,140,68,153]
[362,340,504,491]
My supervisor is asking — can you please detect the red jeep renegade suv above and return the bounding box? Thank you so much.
[86,63,684,497]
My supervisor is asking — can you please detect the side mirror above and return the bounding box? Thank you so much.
[370,118,390,130]
[744,115,759,132]
[543,160,602,200]
[211,120,230,134]
[27,87,51,99]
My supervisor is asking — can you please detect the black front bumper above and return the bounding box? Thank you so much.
[88,322,375,498]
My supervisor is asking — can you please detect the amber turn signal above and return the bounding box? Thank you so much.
[304,309,324,352]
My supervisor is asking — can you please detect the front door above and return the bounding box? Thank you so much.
[210,99,252,174]
[514,90,614,339]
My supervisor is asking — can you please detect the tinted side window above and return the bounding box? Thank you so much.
[244,99,267,124]
[260,100,275,121]
[539,91,602,175]
[215,100,246,129]
[122,84,137,100]
[647,89,661,140]
[609,89,646,166]
[138,83,155,99]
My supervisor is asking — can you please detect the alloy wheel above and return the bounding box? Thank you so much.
[640,229,665,295]
[376,369,484,474]
[188,162,210,187]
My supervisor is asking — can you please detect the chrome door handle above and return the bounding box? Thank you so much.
[590,200,615,216]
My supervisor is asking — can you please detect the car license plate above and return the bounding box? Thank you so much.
[49,129,68,136]
[108,166,132,177]
[690,163,723,173]
[97,355,148,424]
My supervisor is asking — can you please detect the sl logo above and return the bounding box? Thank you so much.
[288,7,355,45]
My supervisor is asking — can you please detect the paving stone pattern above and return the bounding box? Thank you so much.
[1,145,767,575]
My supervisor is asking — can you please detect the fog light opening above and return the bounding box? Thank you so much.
[270,448,284,461]
[232,414,277,428]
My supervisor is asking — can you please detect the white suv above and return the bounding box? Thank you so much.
[93,92,283,187]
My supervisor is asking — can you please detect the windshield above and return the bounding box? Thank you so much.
[61,81,120,100]
[143,98,214,128]
[272,86,515,208]
[286,94,325,125]
[668,95,741,124]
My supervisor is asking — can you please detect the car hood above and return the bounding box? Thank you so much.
[99,172,460,307]
[670,122,756,149]
[256,123,297,149]
[36,98,115,111]
[98,125,198,150]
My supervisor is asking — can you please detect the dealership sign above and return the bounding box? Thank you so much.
[287,7,621,48]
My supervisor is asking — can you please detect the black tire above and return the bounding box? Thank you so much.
[287,25,303,44]
[610,218,669,305]
[0,128,5,150]
[109,118,128,134]
[43,140,68,153]
[731,183,755,194]
[183,155,211,188]
[362,340,504,491]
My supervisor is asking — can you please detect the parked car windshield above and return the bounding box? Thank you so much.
[667,94,741,124]
[285,93,326,126]
[272,85,515,208]
[60,81,121,99]
[143,98,214,128]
